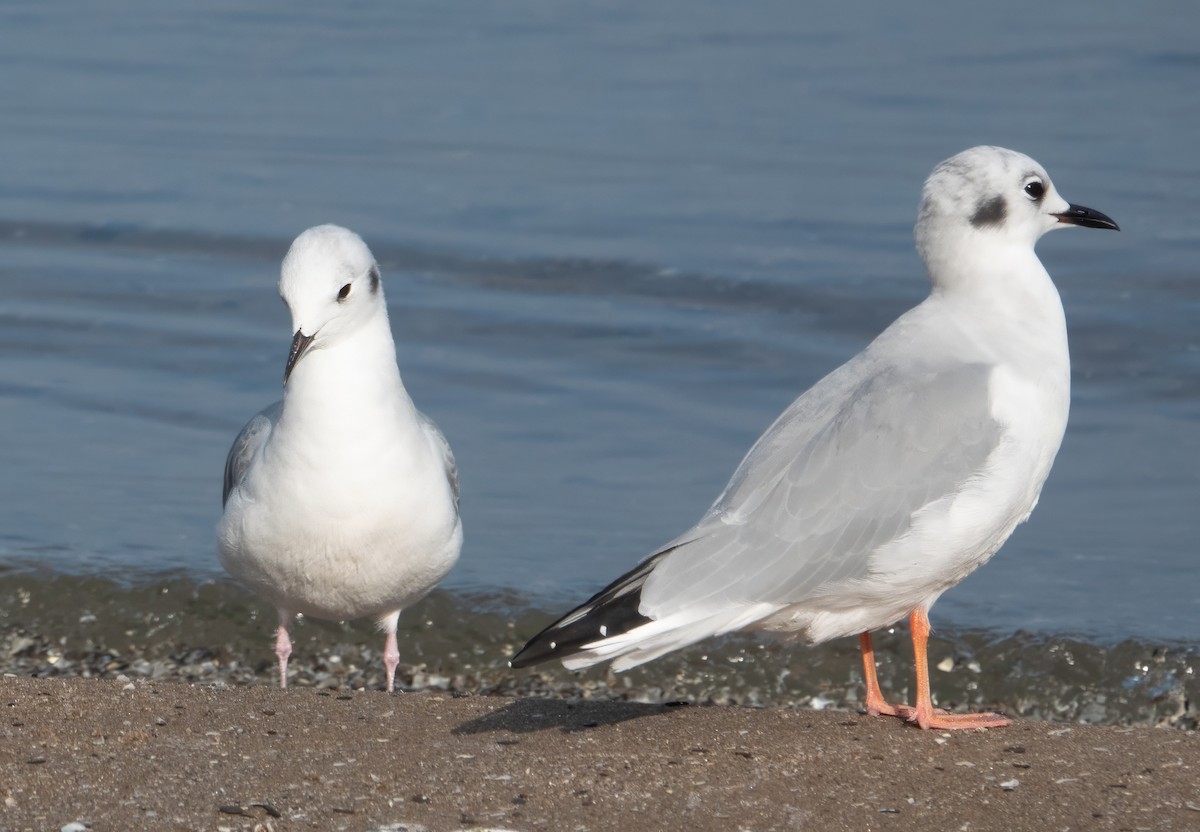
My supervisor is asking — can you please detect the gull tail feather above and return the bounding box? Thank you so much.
[510,538,785,671]
[562,602,783,672]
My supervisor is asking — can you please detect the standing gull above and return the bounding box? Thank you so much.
[511,146,1118,729]
[218,225,462,692]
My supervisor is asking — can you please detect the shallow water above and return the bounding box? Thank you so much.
[1,3,1198,716]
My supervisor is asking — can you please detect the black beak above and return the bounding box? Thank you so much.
[284,330,315,384]
[1055,203,1119,231]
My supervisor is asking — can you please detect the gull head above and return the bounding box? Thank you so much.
[915,146,1118,286]
[278,225,386,383]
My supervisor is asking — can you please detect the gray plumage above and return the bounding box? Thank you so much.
[222,402,281,507]
[640,360,1000,617]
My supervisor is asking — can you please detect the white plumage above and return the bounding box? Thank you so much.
[513,147,1118,729]
[218,225,462,692]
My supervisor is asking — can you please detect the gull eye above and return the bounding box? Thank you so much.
[1023,180,1045,201]
[337,283,352,302]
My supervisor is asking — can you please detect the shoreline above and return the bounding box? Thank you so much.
[2,676,1198,831]
[1,574,1196,732]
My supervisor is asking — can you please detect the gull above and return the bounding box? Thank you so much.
[511,146,1118,729]
[218,225,462,692]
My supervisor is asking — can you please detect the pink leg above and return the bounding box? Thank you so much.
[380,611,400,693]
[383,631,400,693]
[274,615,292,690]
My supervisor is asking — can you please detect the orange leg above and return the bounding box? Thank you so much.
[907,608,1010,730]
[858,611,1010,730]
[859,632,912,718]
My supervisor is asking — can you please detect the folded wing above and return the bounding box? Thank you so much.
[222,401,282,506]
[512,360,1003,670]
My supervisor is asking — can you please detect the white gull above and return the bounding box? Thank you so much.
[218,224,462,692]
[512,146,1118,729]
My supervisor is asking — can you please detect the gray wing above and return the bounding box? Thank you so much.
[640,361,1002,616]
[417,410,460,510]
[222,401,282,506]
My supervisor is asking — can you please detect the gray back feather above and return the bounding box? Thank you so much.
[418,410,460,510]
[222,401,281,506]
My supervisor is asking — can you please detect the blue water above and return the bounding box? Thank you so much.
[1,2,1198,645]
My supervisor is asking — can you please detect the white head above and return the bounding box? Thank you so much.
[278,225,387,382]
[915,146,1117,288]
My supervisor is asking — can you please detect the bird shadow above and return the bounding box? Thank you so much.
[452,697,688,736]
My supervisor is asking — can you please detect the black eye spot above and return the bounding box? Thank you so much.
[1024,180,1045,201]
[337,283,352,302]
[369,265,380,294]
[970,195,1007,229]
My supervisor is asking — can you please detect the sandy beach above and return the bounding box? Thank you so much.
[3,676,1198,831]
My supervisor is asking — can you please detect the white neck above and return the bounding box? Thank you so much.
[279,307,417,435]
[920,233,1069,380]
[928,231,1061,315]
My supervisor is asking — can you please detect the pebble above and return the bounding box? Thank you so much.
[0,616,1196,730]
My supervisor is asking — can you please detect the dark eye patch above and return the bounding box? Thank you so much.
[970,195,1007,229]
[369,265,380,294]
[337,283,352,302]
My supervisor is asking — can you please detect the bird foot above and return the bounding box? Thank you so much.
[865,701,915,719]
[863,681,919,720]
[867,700,1009,730]
[909,709,1011,731]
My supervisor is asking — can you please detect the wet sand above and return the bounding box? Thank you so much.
[2,676,1198,831]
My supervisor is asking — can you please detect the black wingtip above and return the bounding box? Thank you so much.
[509,633,562,669]
[510,585,651,668]
[509,549,674,669]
